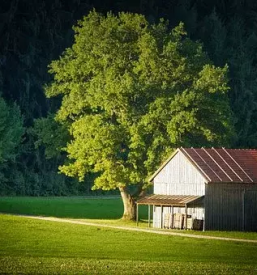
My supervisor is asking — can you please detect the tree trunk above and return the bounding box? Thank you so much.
[119,186,136,220]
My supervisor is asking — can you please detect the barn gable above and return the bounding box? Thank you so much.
[153,149,206,196]
[150,147,257,186]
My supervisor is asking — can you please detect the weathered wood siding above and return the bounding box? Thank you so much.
[205,183,257,231]
[151,149,257,231]
[153,151,206,228]
[154,151,206,196]
[153,206,204,228]
[153,206,169,228]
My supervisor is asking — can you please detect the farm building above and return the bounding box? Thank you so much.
[137,148,257,231]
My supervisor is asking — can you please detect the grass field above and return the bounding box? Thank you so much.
[0,196,129,219]
[1,196,257,239]
[1,214,257,274]
[0,197,257,274]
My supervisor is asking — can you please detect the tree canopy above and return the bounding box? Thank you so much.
[46,11,235,219]
[0,97,24,164]
[0,96,24,193]
[1,0,257,197]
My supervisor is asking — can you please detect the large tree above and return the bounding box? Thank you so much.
[46,11,235,220]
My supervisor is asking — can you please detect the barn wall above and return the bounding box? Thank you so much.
[154,151,206,196]
[205,183,257,231]
[153,206,204,229]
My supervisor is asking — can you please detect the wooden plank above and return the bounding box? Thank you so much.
[154,150,206,196]
[148,204,151,228]
[136,203,139,226]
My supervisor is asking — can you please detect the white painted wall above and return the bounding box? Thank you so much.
[153,206,204,228]
[153,150,206,196]
[152,150,206,228]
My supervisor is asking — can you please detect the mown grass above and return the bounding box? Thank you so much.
[0,196,129,219]
[1,214,257,274]
[1,196,257,240]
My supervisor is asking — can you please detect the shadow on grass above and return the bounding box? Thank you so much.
[0,196,148,220]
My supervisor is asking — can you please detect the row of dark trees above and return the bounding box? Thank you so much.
[1,0,257,196]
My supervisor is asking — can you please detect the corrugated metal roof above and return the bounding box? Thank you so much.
[149,147,257,184]
[182,148,257,183]
[137,194,204,206]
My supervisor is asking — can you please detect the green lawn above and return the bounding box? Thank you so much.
[1,196,257,240]
[0,196,128,219]
[1,214,257,274]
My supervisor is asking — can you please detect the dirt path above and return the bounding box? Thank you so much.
[20,215,257,244]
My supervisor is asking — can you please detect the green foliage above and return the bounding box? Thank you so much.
[32,115,70,159]
[3,0,257,197]
[0,0,86,196]
[0,97,24,164]
[0,97,24,196]
[46,11,235,193]
[196,9,257,147]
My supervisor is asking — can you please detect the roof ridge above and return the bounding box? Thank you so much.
[182,147,257,151]
[149,147,257,183]
[224,148,257,151]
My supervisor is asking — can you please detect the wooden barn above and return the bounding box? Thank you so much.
[137,148,257,231]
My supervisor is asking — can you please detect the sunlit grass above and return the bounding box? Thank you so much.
[1,214,257,274]
[1,196,257,240]
[65,217,257,240]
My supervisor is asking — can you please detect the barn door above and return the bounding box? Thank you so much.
[244,191,257,232]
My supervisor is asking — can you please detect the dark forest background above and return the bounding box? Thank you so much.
[1,0,257,196]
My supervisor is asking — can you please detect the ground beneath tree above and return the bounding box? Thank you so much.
[15,215,257,244]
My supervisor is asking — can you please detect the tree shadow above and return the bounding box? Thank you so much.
[0,196,148,220]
